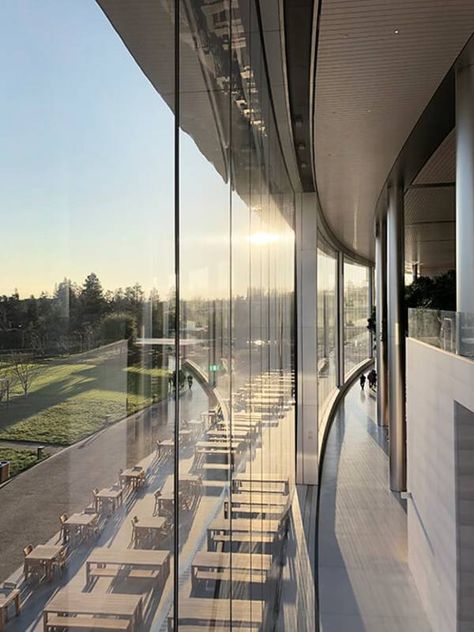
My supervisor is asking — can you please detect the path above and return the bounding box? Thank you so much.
[318,382,431,631]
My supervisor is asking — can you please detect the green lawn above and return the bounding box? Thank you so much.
[0,447,47,477]
[0,343,169,446]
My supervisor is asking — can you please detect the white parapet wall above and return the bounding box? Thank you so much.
[406,337,474,632]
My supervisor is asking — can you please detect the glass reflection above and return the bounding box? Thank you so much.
[0,0,299,630]
[344,258,371,376]
[317,241,337,418]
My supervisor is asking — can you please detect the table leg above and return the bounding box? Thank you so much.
[0,607,6,632]
[14,593,20,616]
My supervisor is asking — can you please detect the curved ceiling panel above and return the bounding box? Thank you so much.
[313,0,474,261]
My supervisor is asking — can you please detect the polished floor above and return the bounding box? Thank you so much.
[318,382,431,632]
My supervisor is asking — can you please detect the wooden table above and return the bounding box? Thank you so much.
[191,551,272,587]
[156,489,189,515]
[196,441,243,458]
[95,487,124,513]
[179,473,202,496]
[187,419,205,435]
[178,429,193,445]
[206,429,249,440]
[133,516,167,547]
[168,597,264,630]
[24,545,64,581]
[43,590,142,632]
[156,439,175,458]
[207,519,283,552]
[0,589,20,632]
[233,474,289,495]
[86,548,170,586]
[63,512,98,542]
[224,493,289,518]
[120,467,145,489]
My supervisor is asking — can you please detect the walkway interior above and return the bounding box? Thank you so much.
[318,381,431,632]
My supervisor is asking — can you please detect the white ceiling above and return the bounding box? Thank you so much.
[405,130,455,276]
[313,0,474,261]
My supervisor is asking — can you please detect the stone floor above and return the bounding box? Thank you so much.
[318,382,431,632]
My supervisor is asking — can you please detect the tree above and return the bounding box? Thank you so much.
[405,270,456,311]
[99,312,137,344]
[79,273,107,325]
[8,353,43,397]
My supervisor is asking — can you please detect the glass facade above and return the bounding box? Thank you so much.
[343,258,371,376]
[317,241,337,417]
[0,2,297,630]
[0,2,375,629]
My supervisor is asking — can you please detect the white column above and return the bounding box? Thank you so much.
[456,60,474,314]
[375,218,388,427]
[387,185,406,492]
[296,192,318,485]
[336,251,345,386]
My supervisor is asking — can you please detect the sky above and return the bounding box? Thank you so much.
[0,0,292,300]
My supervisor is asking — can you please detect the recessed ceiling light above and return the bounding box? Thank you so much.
[394,29,399,34]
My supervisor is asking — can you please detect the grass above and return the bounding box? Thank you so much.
[0,343,169,446]
[0,447,47,478]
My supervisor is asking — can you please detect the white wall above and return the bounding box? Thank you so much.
[406,338,474,632]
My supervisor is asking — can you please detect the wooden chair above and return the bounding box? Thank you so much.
[130,516,139,547]
[153,489,162,516]
[54,547,68,575]
[23,545,41,580]
[59,513,69,542]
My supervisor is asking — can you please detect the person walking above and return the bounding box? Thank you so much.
[187,374,193,390]
[359,373,366,390]
[368,368,377,389]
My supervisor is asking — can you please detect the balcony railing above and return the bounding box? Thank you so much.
[408,308,474,358]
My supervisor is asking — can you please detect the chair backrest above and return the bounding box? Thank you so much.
[23,544,33,558]
[59,513,68,525]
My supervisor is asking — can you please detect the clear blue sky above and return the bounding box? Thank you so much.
[0,0,247,299]
[0,0,288,301]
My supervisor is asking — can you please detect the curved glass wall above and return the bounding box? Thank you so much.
[317,241,337,418]
[343,258,371,376]
[0,1,297,630]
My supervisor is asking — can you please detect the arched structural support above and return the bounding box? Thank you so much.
[387,186,407,492]
[375,218,388,427]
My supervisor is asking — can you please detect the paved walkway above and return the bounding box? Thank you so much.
[0,387,208,581]
[318,382,431,632]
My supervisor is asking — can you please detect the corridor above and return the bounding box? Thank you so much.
[318,381,430,631]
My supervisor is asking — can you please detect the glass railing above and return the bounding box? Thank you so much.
[408,308,474,358]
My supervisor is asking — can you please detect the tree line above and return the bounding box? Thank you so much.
[0,273,172,356]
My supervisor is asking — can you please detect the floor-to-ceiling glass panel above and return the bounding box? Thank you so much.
[343,258,371,376]
[177,0,232,628]
[0,1,176,629]
[317,240,337,419]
